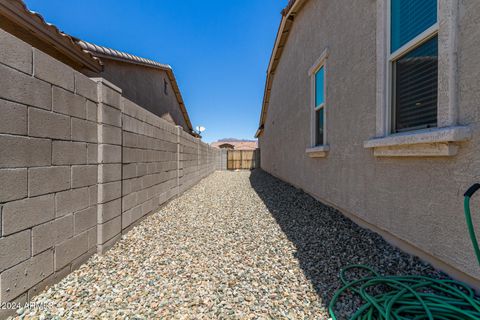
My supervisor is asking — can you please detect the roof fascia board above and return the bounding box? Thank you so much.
[255,0,308,138]
[0,1,102,72]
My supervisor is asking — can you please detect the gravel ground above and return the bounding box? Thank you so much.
[12,170,444,320]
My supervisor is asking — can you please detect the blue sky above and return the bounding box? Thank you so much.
[24,0,286,143]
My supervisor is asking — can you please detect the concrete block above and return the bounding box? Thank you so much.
[97,216,121,245]
[0,169,27,202]
[123,147,140,163]
[28,108,71,140]
[74,72,97,102]
[52,141,87,165]
[122,192,137,212]
[88,185,98,206]
[97,233,120,254]
[31,215,73,255]
[52,86,86,119]
[98,181,121,204]
[98,164,121,183]
[33,49,74,91]
[74,206,96,234]
[71,247,95,271]
[123,163,137,179]
[0,249,53,302]
[122,178,141,196]
[142,199,154,215]
[0,292,26,318]
[0,63,51,110]
[0,29,32,74]
[98,124,121,145]
[87,227,97,250]
[137,188,149,204]
[86,100,97,122]
[97,199,121,223]
[2,194,55,236]
[100,85,121,110]
[55,187,89,217]
[71,165,97,188]
[87,143,98,164]
[28,166,70,197]
[54,232,88,271]
[27,265,70,301]
[123,131,138,148]
[71,118,97,143]
[0,230,30,272]
[0,100,27,135]
[98,144,121,164]
[137,163,147,177]
[98,104,121,127]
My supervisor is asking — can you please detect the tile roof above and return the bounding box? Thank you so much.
[76,40,172,71]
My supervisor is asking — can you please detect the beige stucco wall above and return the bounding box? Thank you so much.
[259,0,480,284]
[94,60,190,132]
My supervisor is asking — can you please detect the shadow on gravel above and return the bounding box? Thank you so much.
[249,169,442,316]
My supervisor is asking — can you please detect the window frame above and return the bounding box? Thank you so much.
[309,49,328,147]
[387,0,439,134]
[364,0,470,157]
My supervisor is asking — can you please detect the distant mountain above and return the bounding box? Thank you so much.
[217,138,257,142]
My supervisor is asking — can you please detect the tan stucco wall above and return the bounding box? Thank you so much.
[259,0,480,284]
[94,60,190,132]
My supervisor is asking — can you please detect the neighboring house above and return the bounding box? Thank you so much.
[211,140,258,150]
[256,0,480,287]
[76,40,193,133]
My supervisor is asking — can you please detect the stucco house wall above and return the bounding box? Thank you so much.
[258,0,480,286]
[93,60,190,132]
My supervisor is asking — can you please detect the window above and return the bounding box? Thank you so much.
[306,49,329,158]
[314,66,325,145]
[390,0,438,133]
[365,0,471,157]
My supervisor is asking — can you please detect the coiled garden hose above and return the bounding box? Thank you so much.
[328,183,480,320]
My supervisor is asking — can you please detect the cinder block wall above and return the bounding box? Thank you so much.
[0,29,221,316]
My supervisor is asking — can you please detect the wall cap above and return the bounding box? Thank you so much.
[91,77,122,93]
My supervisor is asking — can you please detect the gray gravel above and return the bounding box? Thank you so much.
[12,170,443,319]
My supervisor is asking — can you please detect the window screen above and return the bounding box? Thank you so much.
[393,36,438,132]
[391,0,437,53]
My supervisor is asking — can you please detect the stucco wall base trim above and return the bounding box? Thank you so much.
[262,169,480,291]
[364,126,471,157]
[306,145,329,158]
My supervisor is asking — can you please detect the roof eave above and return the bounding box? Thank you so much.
[0,0,102,72]
[256,0,307,136]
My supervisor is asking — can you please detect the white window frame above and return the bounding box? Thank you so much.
[364,0,471,157]
[306,48,330,158]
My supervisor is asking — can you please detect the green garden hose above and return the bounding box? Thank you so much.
[328,183,480,320]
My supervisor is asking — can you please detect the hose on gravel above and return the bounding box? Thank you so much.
[328,184,480,320]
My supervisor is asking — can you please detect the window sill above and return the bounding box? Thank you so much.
[306,145,329,158]
[364,126,472,157]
